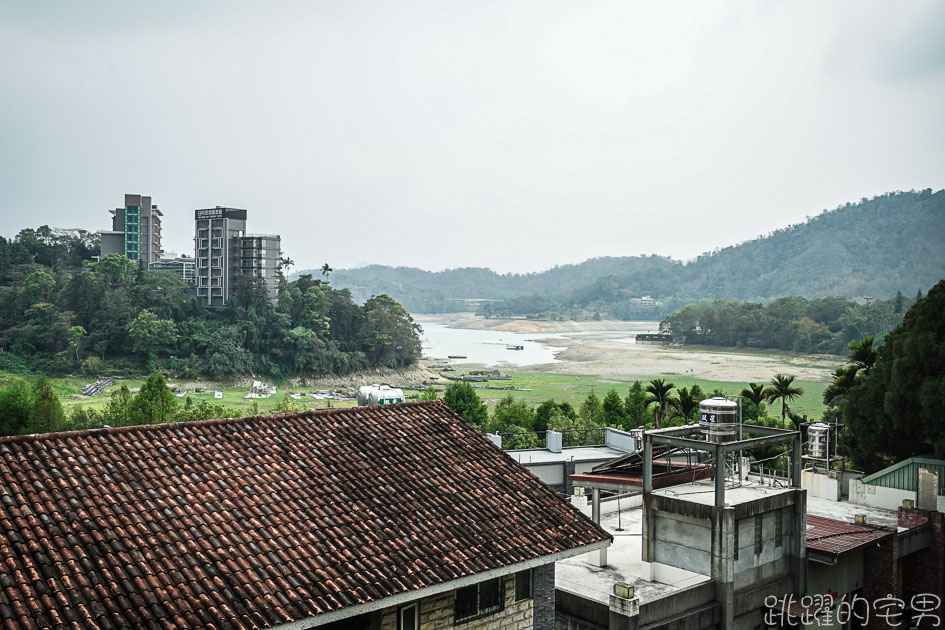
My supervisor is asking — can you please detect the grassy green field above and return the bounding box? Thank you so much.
[3,368,828,421]
[469,370,827,418]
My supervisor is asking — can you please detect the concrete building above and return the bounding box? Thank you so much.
[554,424,945,630]
[99,193,163,267]
[148,253,197,286]
[194,207,281,307]
[238,233,281,301]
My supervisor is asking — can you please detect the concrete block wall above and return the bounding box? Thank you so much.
[379,570,539,630]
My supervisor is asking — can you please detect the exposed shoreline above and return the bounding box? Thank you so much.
[414,314,838,383]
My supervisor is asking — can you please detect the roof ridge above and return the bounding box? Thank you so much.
[0,399,447,445]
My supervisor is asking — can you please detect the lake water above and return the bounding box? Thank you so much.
[417,319,661,367]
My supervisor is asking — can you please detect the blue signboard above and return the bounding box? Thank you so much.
[700,412,717,424]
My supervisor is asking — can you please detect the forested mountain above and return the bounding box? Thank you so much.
[317,190,945,316]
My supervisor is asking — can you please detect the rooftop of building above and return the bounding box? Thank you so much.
[556,509,708,605]
[507,445,628,466]
[0,401,609,630]
[805,514,894,556]
[652,478,795,506]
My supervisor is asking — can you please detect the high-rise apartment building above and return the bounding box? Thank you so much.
[100,194,163,267]
[238,234,282,302]
[194,207,281,307]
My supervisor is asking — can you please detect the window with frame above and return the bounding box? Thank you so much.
[398,603,418,630]
[514,570,532,602]
[455,578,504,621]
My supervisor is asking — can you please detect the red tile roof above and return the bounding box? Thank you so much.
[806,514,893,556]
[0,401,609,629]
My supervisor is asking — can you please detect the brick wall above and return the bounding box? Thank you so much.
[900,509,945,628]
[898,507,931,529]
[379,570,537,630]
[863,533,899,630]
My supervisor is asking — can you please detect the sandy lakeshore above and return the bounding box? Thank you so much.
[417,314,837,383]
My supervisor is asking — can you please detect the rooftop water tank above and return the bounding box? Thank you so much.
[357,384,405,406]
[808,423,830,460]
[699,397,739,443]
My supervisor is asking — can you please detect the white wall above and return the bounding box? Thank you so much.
[849,478,916,511]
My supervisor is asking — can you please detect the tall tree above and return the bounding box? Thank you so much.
[579,391,604,427]
[644,378,675,429]
[27,376,66,434]
[670,387,700,423]
[624,381,648,429]
[845,280,945,472]
[0,379,35,436]
[764,374,804,428]
[128,373,178,425]
[739,383,766,423]
[443,382,488,429]
[601,389,626,427]
[846,335,877,375]
[487,395,535,433]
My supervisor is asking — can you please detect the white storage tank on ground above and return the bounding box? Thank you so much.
[699,397,739,442]
[357,384,405,406]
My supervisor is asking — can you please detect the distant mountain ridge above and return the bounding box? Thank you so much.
[305,189,945,315]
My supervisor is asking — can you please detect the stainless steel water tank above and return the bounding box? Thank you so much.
[699,397,739,442]
[808,423,830,459]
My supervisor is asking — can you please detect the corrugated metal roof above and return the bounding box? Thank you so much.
[806,515,893,556]
[861,457,945,492]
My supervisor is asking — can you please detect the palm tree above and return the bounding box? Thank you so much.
[739,383,766,423]
[670,386,700,423]
[321,263,333,277]
[823,366,858,407]
[764,374,804,428]
[645,378,675,429]
[847,335,876,375]
[278,256,294,277]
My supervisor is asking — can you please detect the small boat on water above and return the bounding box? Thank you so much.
[447,355,467,359]
[505,345,524,350]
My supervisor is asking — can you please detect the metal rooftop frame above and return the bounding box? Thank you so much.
[642,423,802,507]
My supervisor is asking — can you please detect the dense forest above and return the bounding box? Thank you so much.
[659,293,913,354]
[841,279,945,472]
[319,190,945,317]
[0,227,422,378]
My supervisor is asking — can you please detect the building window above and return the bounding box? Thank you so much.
[776,510,783,548]
[514,570,532,602]
[455,578,503,622]
[398,603,418,630]
[754,514,763,555]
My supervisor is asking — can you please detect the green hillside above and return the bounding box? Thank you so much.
[317,189,945,315]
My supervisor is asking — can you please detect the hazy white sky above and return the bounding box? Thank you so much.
[1,1,943,273]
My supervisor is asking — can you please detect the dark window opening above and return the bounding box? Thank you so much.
[455,578,504,621]
[398,603,417,630]
[515,570,532,602]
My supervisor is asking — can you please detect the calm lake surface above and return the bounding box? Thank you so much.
[417,318,661,367]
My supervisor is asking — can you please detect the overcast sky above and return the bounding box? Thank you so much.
[1,2,943,273]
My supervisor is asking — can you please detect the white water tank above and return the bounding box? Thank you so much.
[357,384,405,406]
[699,397,739,443]
[808,423,830,459]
